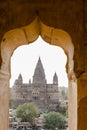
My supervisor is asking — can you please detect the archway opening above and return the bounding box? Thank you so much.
[0,18,77,130]
[10,36,68,129]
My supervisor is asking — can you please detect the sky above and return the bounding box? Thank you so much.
[10,36,68,87]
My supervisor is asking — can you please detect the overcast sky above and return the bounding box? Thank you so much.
[10,36,68,87]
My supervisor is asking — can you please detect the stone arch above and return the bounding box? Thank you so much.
[0,17,77,130]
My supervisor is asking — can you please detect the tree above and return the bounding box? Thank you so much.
[56,104,68,117]
[43,111,66,130]
[16,103,39,124]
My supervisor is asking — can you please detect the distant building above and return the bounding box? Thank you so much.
[10,57,59,112]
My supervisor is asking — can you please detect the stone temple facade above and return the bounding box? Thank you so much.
[11,57,59,112]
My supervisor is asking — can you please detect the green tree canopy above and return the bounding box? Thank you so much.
[56,104,68,117]
[43,111,66,130]
[16,103,39,124]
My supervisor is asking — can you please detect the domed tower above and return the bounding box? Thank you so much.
[53,72,58,85]
[33,57,46,84]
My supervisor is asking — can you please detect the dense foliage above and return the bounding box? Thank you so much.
[43,111,66,130]
[56,104,68,117]
[16,103,39,124]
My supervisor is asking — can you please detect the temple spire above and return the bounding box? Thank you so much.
[53,72,58,84]
[33,57,46,84]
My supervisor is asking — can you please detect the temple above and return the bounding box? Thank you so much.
[10,57,59,112]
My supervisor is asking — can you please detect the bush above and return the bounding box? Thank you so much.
[16,103,39,124]
[43,111,66,130]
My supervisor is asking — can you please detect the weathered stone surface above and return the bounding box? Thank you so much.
[78,95,87,130]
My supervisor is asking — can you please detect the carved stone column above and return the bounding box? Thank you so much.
[68,72,77,130]
[0,37,11,130]
[0,71,10,130]
[0,35,13,130]
[74,42,87,130]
